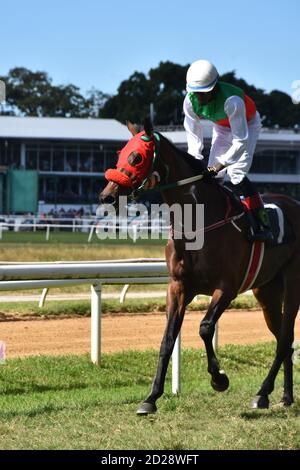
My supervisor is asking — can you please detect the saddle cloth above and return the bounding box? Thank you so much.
[238,202,295,293]
[264,203,295,246]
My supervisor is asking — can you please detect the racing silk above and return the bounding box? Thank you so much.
[188,81,256,128]
[183,81,261,168]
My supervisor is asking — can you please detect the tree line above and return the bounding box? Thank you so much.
[1,62,299,128]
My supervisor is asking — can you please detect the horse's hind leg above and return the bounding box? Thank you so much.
[252,258,300,408]
[252,274,287,408]
[136,280,193,415]
[200,287,235,392]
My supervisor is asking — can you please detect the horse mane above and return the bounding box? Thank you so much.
[159,133,206,175]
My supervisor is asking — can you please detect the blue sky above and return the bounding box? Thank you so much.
[1,0,299,97]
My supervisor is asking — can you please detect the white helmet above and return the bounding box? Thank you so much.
[186,59,219,93]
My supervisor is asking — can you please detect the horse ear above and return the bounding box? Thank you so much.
[126,121,139,136]
[143,117,153,137]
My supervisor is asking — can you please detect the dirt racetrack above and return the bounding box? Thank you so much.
[1,309,300,358]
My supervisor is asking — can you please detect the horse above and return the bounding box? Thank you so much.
[100,120,300,415]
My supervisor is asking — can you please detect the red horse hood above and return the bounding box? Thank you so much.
[105,132,155,188]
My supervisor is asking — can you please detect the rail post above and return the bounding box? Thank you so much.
[172,332,181,395]
[91,282,102,365]
[213,321,218,352]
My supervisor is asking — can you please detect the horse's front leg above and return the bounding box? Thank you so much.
[137,280,190,415]
[200,288,235,392]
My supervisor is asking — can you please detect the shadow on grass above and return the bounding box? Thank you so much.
[240,401,300,420]
[0,381,90,396]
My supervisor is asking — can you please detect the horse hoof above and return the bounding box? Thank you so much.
[280,396,293,407]
[211,370,229,392]
[251,395,269,409]
[136,402,157,415]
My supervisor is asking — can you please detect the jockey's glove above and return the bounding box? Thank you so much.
[203,163,225,179]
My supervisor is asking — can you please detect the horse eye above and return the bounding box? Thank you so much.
[128,153,142,166]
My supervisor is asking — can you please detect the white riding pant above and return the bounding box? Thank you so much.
[208,112,262,185]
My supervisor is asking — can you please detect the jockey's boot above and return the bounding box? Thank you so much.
[232,177,274,243]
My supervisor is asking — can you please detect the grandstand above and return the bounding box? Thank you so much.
[0,116,300,214]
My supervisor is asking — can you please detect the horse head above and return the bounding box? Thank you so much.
[99,119,162,205]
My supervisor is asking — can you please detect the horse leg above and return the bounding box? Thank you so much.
[136,280,192,415]
[199,288,235,392]
[251,275,286,408]
[252,257,300,408]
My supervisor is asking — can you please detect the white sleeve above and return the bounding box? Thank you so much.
[216,95,248,167]
[183,95,205,160]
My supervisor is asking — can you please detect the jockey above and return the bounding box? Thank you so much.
[183,59,273,243]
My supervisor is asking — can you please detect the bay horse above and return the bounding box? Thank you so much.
[100,120,300,414]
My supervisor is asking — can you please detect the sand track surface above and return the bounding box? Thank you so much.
[1,309,300,358]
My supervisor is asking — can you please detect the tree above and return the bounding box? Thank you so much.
[220,71,300,127]
[102,63,300,128]
[1,64,299,127]
[0,67,95,117]
[86,88,111,118]
[101,71,155,123]
[101,62,189,125]
[148,61,189,124]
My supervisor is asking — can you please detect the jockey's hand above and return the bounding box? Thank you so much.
[203,163,225,178]
[143,172,160,190]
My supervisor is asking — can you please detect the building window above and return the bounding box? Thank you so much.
[65,147,78,172]
[38,176,57,203]
[93,150,106,172]
[79,146,92,172]
[274,150,298,174]
[251,151,274,173]
[106,150,118,169]
[52,146,64,171]
[39,146,51,171]
[26,148,39,170]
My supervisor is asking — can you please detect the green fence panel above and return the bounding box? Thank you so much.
[8,170,38,213]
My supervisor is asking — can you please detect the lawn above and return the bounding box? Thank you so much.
[0,344,299,450]
[0,230,167,246]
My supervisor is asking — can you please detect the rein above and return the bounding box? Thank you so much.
[171,194,245,238]
[131,173,205,199]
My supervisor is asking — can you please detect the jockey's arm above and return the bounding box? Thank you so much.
[183,95,205,160]
[215,95,248,168]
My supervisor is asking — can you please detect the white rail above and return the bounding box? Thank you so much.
[0,222,170,243]
[0,259,218,394]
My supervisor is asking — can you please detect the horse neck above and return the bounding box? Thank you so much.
[159,138,194,185]
[159,138,226,215]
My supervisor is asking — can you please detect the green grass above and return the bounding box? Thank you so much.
[0,296,259,318]
[0,343,299,450]
[0,231,167,245]
[0,241,165,262]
